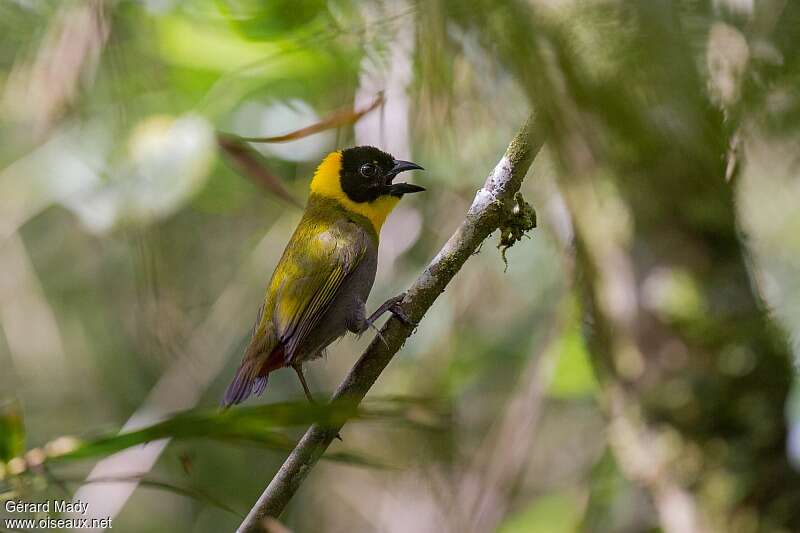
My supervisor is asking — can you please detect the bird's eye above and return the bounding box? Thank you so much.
[359,163,378,178]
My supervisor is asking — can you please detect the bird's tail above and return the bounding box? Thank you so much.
[221,344,286,408]
[221,357,267,408]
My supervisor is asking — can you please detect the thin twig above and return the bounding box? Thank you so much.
[237,112,546,532]
[233,93,384,144]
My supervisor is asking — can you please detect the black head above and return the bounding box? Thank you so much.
[339,146,425,203]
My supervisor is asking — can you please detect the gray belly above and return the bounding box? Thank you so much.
[294,242,378,362]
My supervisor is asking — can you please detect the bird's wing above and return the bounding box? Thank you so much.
[270,218,368,362]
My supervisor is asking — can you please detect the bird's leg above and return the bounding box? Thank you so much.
[292,364,315,404]
[347,294,415,348]
[291,363,342,441]
[366,293,416,327]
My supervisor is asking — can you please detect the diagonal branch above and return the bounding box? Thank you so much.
[237,112,546,532]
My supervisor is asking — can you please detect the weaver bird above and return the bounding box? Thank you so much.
[222,146,424,407]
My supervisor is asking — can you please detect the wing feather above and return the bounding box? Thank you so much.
[270,220,367,363]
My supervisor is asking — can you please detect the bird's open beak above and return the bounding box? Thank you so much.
[387,159,425,196]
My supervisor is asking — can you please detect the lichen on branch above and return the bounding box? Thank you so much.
[498,191,537,269]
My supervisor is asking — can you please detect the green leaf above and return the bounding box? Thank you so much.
[40,397,446,468]
[548,304,598,399]
[216,0,328,40]
[498,489,585,533]
[48,400,360,462]
[155,14,327,74]
[0,399,25,462]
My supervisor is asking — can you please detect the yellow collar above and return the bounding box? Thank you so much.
[309,151,400,234]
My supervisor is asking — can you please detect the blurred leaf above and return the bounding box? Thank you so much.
[217,133,303,208]
[38,114,216,234]
[36,398,443,469]
[60,475,242,517]
[0,0,109,139]
[217,0,328,40]
[357,394,451,432]
[234,92,384,143]
[0,399,25,463]
[49,401,359,462]
[548,306,597,399]
[323,451,393,470]
[580,449,631,531]
[156,14,298,73]
[641,267,707,324]
[498,489,584,533]
[217,92,384,206]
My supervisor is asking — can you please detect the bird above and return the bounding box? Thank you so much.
[222,146,424,407]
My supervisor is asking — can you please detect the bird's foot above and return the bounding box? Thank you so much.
[368,320,389,347]
[388,294,416,327]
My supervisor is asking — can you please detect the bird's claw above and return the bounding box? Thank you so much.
[389,302,416,327]
[368,320,389,347]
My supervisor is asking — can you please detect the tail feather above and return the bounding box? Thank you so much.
[252,375,268,396]
[221,344,286,408]
[222,358,264,408]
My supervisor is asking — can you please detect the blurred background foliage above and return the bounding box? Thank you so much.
[2,0,800,532]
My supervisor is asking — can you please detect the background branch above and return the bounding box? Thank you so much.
[237,112,546,532]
